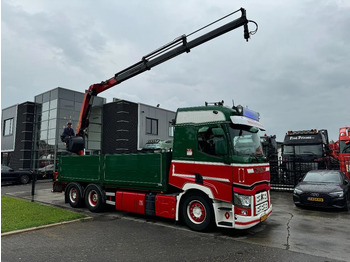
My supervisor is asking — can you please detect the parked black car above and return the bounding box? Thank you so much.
[293,170,350,210]
[1,166,33,185]
[36,164,55,179]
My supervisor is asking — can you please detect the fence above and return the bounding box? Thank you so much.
[270,159,341,192]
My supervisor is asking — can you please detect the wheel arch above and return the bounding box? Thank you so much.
[176,183,214,221]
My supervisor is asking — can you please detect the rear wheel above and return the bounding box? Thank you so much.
[66,183,84,208]
[181,193,214,231]
[85,184,105,212]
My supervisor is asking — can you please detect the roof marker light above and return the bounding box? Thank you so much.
[243,107,260,121]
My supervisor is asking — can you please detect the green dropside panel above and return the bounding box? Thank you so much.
[58,153,172,192]
[104,152,171,191]
[58,155,102,183]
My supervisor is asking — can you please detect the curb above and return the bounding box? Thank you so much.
[1,217,92,237]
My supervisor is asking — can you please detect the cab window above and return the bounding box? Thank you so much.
[197,126,227,156]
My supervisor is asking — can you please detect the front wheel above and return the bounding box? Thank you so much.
[181,193,214,232]
[84,184,105,212]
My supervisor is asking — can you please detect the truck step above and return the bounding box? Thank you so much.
[218,207,232,211]
[218,221,233,227]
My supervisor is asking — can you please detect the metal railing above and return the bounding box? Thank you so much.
[270,159,341,192]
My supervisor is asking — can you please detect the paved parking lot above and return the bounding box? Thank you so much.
[3,182,350,261]
[242,192,350,261]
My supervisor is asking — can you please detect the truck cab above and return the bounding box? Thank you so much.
[282,129,329,164]
[169,103,271,229]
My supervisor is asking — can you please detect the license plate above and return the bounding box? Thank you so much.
[256,201,268,214]
[307,197,324,202]
[255,191,268,205]
[260,214,268,222]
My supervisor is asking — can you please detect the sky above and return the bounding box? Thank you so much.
[1,0,349,142]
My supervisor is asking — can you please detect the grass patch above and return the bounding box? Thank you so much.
[1,196,86,233]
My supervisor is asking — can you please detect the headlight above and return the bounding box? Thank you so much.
[293,188,303,195]
[234,193,251,208]
[329,191,344,198]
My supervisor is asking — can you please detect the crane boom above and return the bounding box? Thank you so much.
[70,8,257,154]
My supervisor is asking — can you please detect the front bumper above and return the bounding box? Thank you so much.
[214,201,272,230]
[234,204,273,229]
[293,193,347,209]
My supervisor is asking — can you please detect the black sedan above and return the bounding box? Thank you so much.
[293,170,350,211]
[36,164,55,179]
[1,166,33,185]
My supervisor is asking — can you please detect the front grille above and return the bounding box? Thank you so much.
[299,193,331,207]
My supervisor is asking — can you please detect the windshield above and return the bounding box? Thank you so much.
[339,141,350,153]
[228,124,263,157]
[283,145,322,157]
[303,171,342,183]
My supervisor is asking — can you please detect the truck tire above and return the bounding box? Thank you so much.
[66,183,84,208]
[85,184,105,213]
[181,193,214,232]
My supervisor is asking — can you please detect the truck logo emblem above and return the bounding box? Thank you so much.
[254,167,265,173]
[225,212,230,219]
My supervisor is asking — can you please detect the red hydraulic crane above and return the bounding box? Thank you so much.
[67,8,258,154]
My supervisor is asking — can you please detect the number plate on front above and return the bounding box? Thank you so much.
[256,201,268,214]
[255,191,268,205]
[307,197,324,202]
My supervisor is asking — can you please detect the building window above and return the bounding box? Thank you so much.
[146,118,158,135]
[169,122,174,137]
[3,118,14,136]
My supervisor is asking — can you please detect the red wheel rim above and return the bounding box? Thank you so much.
[187,200,206,224]
[70,188,78,203]
[88,190,98,207]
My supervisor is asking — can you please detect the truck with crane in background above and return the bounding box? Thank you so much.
[53,8,272,232]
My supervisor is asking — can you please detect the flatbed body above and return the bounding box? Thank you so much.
[58,153,172,192]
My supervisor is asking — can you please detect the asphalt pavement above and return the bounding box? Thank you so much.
[2,181,350,262]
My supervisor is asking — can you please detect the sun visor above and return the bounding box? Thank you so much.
[230,116,265,131]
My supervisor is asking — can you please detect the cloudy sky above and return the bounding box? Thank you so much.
[2,0,349,141]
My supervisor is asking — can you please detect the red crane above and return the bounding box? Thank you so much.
[66,8,257,154]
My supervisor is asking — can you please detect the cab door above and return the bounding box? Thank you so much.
[193,125,233,202]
